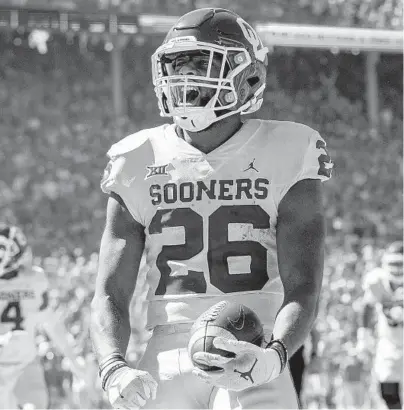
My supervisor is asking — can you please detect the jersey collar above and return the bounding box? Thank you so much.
[165,119,262,162]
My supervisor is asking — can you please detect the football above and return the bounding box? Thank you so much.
[188,300,264,371]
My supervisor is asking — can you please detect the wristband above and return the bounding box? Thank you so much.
[99,352,125,377]
[269,343,286,373]
[266,339,288,373]
[101,362,127,391]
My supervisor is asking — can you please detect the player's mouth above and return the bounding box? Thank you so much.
[177,85,201,106]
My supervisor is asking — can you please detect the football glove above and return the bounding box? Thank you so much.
[104,365,158,409]
[192,337,282,391]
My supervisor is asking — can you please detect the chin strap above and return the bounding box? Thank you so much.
[174,110,217,132]
[173,89,262,132]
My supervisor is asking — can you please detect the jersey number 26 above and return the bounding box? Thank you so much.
[150,204,270,295]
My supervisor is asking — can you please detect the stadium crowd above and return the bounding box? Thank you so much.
[0,31,402,408]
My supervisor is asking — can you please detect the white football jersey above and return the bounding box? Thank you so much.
[0,265,48,393]
[0,266,48,336]
[102,119,333,331]
[363,268,403,382]
[0,266,48,366]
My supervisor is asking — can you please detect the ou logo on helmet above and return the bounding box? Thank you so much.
[236,18,268,63]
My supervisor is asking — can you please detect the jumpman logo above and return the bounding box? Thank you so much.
[243,158,259,172]
[234,358,258,384]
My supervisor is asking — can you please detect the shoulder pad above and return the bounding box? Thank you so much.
[107,125,166,159]
[280,121,332,182]
[265,119,316,138]
[101,125,167,195]
[261,119,314,156]
[262,120,332,186]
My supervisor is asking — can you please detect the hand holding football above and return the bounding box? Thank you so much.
[188,300,264,371]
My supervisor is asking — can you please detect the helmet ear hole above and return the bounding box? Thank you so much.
[247,76,259,87]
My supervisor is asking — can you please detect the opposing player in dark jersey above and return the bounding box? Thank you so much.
[91,7,333,409]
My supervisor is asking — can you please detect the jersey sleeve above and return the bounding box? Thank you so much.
[275,129,333,205]
[100,130,156,225]
[298,132,333,182]
[101,155,132,196]
[100,153,145,225]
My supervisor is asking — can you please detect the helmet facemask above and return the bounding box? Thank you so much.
[0,226,31,278]
[152,39,267,132]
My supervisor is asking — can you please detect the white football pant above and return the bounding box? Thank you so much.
[135,323,299,409]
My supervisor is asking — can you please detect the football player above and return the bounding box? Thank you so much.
[357,241,403,409]
[91,7,333,409]
[0,224,89,409]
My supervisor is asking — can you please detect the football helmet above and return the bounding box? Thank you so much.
[151,8,268,132]
[382,241,403,284]
[0,224,30,278]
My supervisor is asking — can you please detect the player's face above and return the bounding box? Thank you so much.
[164,51,223,107]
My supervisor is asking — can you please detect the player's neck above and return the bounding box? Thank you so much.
[177,115,243,155]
